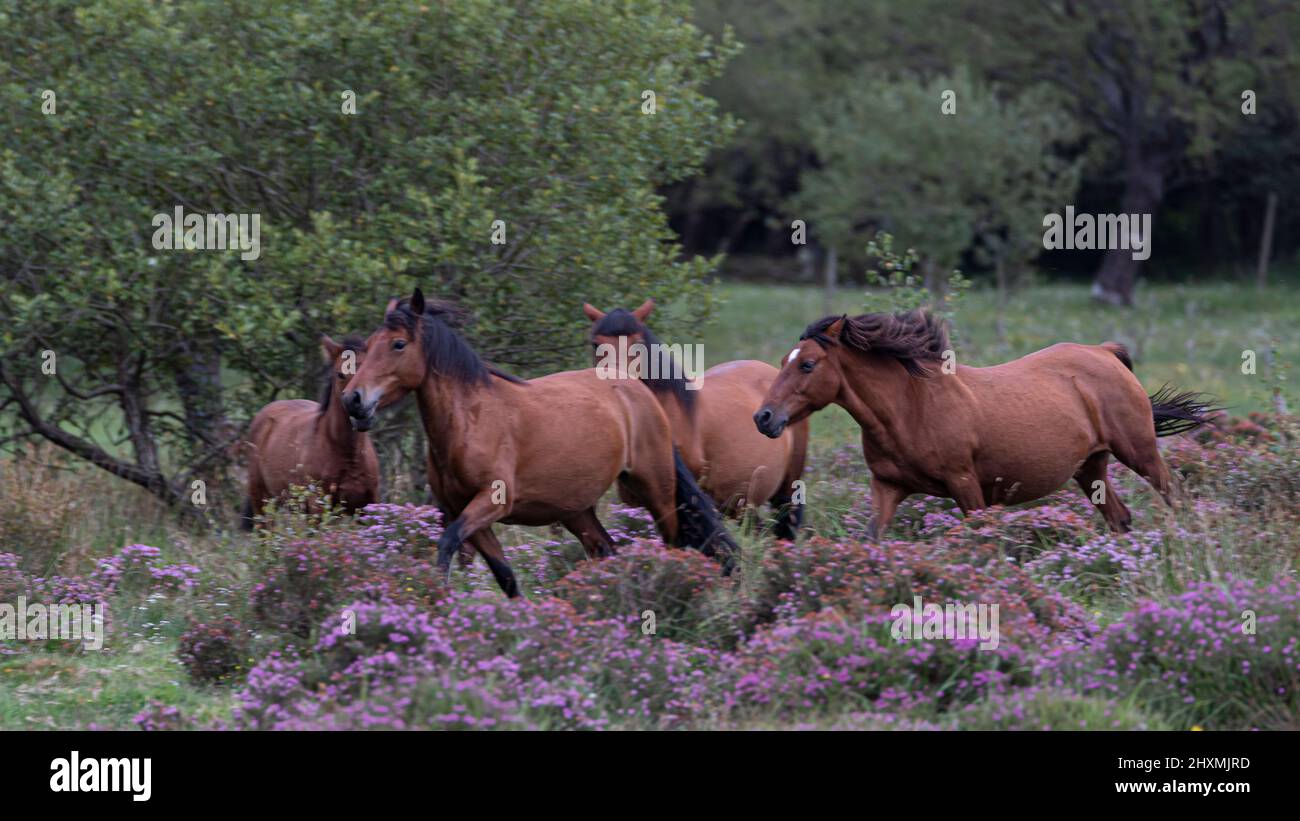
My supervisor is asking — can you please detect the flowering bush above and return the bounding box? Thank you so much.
[720,609,1032,719]
[234,595,718,730]
[555,542,728,642]
[179,617,252,685]
[749,536,1093,648]
[1045,576,1300,729]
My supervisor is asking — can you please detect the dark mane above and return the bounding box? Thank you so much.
[318,335,368,415]
[801,309,951,377]
[386,297,525,385]
[591,308,697,413]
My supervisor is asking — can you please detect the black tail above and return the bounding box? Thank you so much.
[1149,384,1223,437]
[240,498,255,531]
[672,448,739,573]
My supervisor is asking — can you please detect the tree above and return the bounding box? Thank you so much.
[0,0,736,513]
[793,69,1080,318]
[947,0,1300,305]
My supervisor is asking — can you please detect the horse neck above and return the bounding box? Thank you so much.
[414,372,484,461]
[833,350,918,453]
[318,388,365,454]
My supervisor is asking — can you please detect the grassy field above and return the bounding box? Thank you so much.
[1,280,1297,730]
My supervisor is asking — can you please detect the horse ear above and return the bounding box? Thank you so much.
[824,316,847,341]
[410,287,426,315]
[384,297,400,314]
[582,303,606,323]
[631,299,655,321]
[320,334,342,363]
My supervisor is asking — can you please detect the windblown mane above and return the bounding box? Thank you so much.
[590,308,697,413]
[801,309,951,377]
[385,297,525,385]
[317,335,368,415]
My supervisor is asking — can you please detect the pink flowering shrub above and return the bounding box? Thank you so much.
[235,594,718,730]
[179,616,252,685]
[749,537,1093,647]
[1044,576,1300,728]
[555,542,731,642]
[720,608,1032,719]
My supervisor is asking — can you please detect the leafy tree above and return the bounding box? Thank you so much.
[794,69,1079,324]
[946,0,1300,304]
[0,0,736,514]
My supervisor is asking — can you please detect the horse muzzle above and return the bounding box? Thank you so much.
[753,406,788,439]
[343,390,378,431]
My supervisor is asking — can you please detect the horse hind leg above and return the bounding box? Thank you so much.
[1109,432,1176,508]
[1074,451,1132,533]
[617,466,679,546]
[468,529,520,598]
[561,507,618,559]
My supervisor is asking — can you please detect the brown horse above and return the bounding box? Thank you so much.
[583,299,809,538]
[341,288,735,597]
[753,310,1218,537]
[243,335,380,528]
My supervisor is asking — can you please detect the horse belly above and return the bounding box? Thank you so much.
[976,444,1089,504]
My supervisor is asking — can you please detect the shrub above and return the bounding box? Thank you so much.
[1046,576,1300,729]
[179,617,252,685]
[554,542,726,641]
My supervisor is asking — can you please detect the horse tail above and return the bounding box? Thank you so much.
[240,497,255,531]
[1149,384,1222,437]
[672,448,739,573]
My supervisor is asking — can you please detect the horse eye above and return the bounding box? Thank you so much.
[392,339,406,351]
[800,360,816,373]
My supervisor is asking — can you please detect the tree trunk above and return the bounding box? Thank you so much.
[174,338,228,449]
[1091,154,1166,307]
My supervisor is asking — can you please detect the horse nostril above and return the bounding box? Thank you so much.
[755,408,772,426]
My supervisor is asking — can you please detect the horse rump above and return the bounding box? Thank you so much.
[1104,343,1222,437]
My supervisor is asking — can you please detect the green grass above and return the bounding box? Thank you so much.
[0,643,234,730]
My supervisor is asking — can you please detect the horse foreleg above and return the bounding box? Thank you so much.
[867,477,909,540]
[437,487,512,579]
[561,507,618,559]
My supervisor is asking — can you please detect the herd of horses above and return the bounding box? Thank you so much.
[244,287,1217,597]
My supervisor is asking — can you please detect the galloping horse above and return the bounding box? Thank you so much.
[753,310,1218,536]
[583,299,809,538]
[243,335,380,528]
[342,288,734,597]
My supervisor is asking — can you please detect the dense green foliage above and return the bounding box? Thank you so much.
[0,0,736,505]
[685,0,1300,302]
